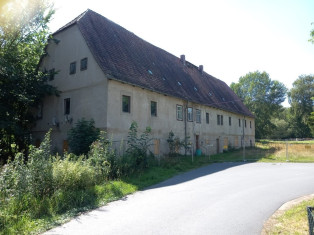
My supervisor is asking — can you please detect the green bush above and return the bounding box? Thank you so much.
[126,121,152,170]
[67,119,100,155]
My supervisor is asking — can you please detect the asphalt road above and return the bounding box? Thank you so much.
[45,163,314,235]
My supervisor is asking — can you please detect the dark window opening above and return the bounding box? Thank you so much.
[80,57,88,71]
[229,117,231,126]
[206,112,209,124]
[70,62,76,74]
[151,101,157,117]
[122,95,130,113]
[217,115,220,125]
[239,119,241,127]
[196,109,201,123]
[64,98,70,115]
[49,68,55,81]
[221,115,223,125]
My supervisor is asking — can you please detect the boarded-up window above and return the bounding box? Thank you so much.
[235,137,239,147]
[223,137,228,150]
[63,140,68,152]
[154,139,160,155]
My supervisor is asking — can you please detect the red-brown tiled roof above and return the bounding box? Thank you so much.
[54,9,254,117]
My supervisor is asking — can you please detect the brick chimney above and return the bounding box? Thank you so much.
[199,65,203,74]
[180,55,186,65]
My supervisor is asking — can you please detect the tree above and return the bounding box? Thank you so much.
[0,0,57,161]
[67,119,100,156]
[287,75,314,138]
[309,23,314,44]
[231,71,287,139]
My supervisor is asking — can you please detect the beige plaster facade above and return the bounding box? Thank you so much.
[32,23,255,156]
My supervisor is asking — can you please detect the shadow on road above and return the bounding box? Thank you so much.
[145,162,248,190]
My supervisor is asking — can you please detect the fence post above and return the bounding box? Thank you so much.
[307,207,314,235]
[286,141,289,162]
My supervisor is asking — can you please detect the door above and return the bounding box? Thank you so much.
[216,138,220,154]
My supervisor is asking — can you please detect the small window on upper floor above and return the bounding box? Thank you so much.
[177,105,183,121]
[250,121,252,128]
[187,107,193,122]
[64,98,70,115]
[151,101,157,117]
[196,109,201,123]
[206,112,209,124]
[229,117,232,126]
[122,95,130,113]
[239,119,241,127]
[245,120,247,128]
[49,68,55,81]
[80,57,88,71]
[221,115,223,125]
[217,115,221,125]
[70,62,76,75]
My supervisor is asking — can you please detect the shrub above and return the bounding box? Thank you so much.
[52,154,96,192]
[67,119,100,155]
[126,121,152,170]
[88,131,115,181]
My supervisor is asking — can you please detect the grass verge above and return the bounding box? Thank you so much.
[263,195,314,235]
[0,155,212,235]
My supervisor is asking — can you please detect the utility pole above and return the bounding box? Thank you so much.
[243,117,246,162]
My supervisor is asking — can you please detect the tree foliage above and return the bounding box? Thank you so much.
[231,71,287,138]
[287,75,314,137]
[0,0,57,161]
[67,119,100,156]
[309,23,314,44]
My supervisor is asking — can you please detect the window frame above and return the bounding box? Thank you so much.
[206,112,209,124]
[80,57,88,71]
[196,109,201,123]
[122,95,131,113]
[217,115,221,125]
[176,105,183,121]
[70,62,76,75]
[187,107,193,122]
[151,101,157,117]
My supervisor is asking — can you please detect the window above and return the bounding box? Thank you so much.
[80,57,88,71]
[229,117,231,126]
[221,115,223,125]
[187,107,193,122]
[217,115,220,125]
[239,119,241,127]
[64,98,70,115]
[49,68,55,81]
[250,121,252,128]
[176,105,183,120]
[70,62,76,74]
[206,112,209,124]
[245,120,247,128]
[151,101,157,117]
[37,103,43,119]
[122,95,130,113]
[196,109,201,123]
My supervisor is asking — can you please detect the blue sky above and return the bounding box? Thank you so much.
[50,0,314,106]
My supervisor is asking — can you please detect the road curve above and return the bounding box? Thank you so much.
[45,163,314,235]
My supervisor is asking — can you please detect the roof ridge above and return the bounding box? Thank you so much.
[52,9,90,35]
